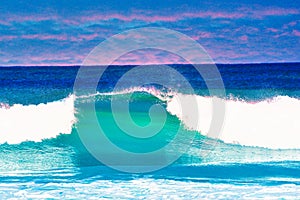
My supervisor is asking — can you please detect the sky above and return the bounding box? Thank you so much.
[0,0,299,65]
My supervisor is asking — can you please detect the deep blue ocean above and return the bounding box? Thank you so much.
[0,63,300,199]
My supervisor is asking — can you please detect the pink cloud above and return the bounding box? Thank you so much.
[267,28,279,33]
[292,30,300,37]
[235,26,259,33]
[7,15,58,23]
[19,52,87,66]
[283,20,299,29]
[239,35,248,41]
[20,33,100,41]
[66,8,295,24]
[0,35,17,41]
[5,7,300,26]
[182,11,244,19]
[61,14,179,25]
[113,32,150,40]
[244,7,300,19]
[288,21,297,26]
[208,48,261,62]
[70,33,100,41]
[273,32,289,38]
[21,34,68,40]
[0,19,10,25]
[191,31,213,40]
[256,8,299,16]
[110,49,187,65]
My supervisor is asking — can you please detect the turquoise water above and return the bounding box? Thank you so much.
[0,64,300,198]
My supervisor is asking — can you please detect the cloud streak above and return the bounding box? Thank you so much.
[3,7,299,26]
[0,1,299,65]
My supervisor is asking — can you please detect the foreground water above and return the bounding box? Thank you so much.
[0,63,300,199]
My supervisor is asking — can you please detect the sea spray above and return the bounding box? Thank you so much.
[0,95,76,144]
[167,93,300,149]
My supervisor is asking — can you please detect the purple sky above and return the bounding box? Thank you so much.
[0,0,299,65]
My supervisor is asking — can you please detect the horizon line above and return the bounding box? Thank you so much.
[0,61,300,67]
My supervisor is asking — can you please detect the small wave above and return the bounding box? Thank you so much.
[0,95,76,144]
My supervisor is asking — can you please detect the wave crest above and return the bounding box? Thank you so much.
[1,87,300,150]
[167,94,300,149]
[0,95,76,144]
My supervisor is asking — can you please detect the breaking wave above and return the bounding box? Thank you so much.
[1,87,299,149]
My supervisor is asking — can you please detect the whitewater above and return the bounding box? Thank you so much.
[0,88,299,150]
[0,95,76,144]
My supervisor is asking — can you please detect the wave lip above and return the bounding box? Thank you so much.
[0,95,76,144]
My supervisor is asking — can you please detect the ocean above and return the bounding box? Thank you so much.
[0,63,300,199]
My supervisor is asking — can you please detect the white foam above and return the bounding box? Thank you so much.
[167,94,300,149]
[0,95,76,144]
[2,86,299,149]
